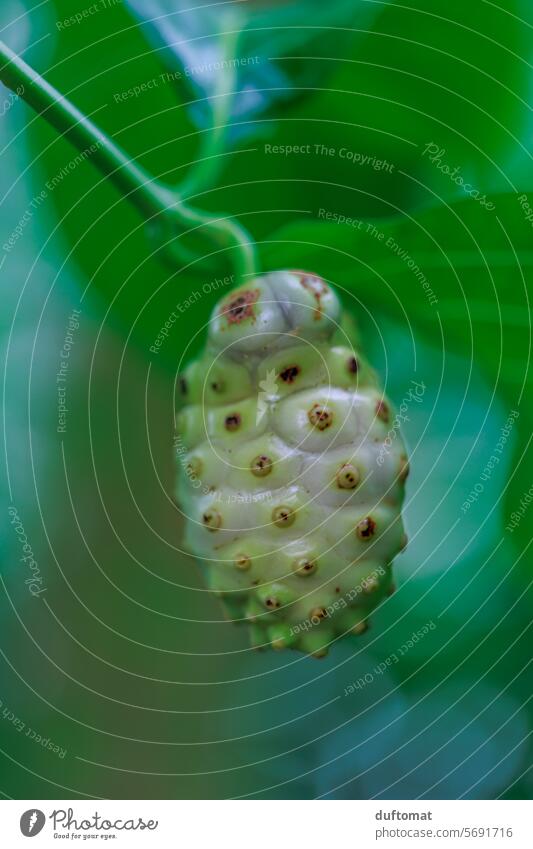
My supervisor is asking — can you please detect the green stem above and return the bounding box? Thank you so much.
[179,26,239,200]
[0,40,257,282]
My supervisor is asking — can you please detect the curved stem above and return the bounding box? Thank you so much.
[0,41,163,218]
[0,40,258,281]
[179,26,239,201]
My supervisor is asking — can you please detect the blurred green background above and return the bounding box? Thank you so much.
[0,0,531,799]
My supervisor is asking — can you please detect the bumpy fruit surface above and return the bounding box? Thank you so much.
[175,271,408,657]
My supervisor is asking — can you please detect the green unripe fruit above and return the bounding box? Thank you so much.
[175,270,409,657]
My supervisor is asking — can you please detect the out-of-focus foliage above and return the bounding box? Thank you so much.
[125,0,388,139]
[0,0,531,800]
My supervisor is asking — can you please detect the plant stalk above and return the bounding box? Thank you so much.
[0,40,257,281]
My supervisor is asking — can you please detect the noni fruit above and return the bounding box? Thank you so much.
[175,271,408,657]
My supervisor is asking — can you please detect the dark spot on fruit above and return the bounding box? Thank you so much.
[308,403,333,431]
[272,506,295,528]
[279,365,300,383]
[251,579,260,586]
[335,586,340,593]
[202,509,222,531]
[186,457,202,479]
[294,558,316,576]
[265,596,281,609]
[293,271,330,321]
[210,380,225,393]
[235,554,251,571]
[376,400,390,423]
[223,289,259,325]
[251,455,272,477]
[347,356,358,374]
[178,376,187,395]
[310,606,327,623]
[225,413,241,431]
[356,517,376,541]
[336,463,360,489]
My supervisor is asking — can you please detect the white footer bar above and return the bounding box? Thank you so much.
[0,799,531,848]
